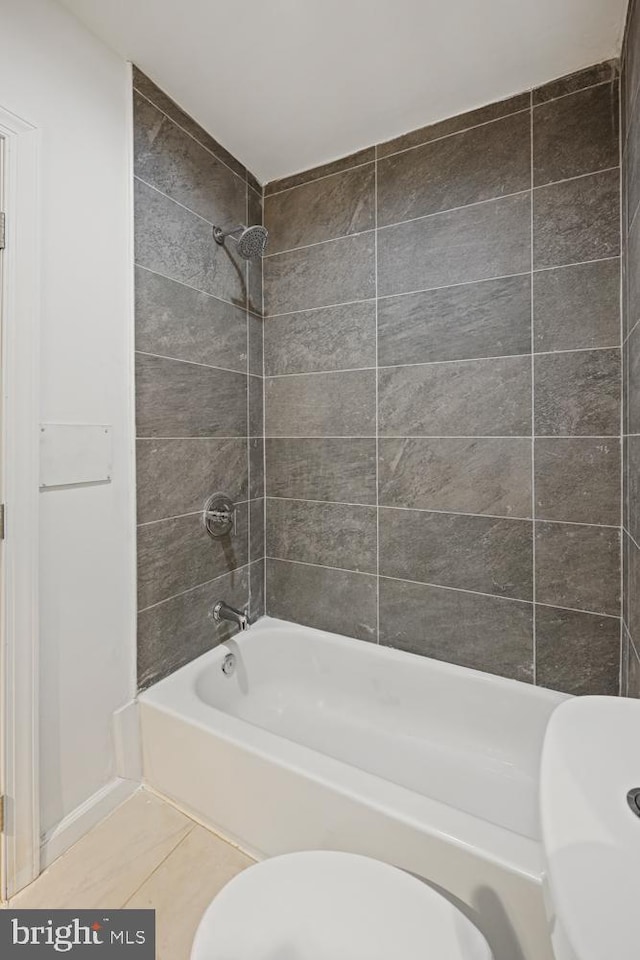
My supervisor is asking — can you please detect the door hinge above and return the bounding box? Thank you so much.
[0,212,5,250]
[0,504,5,539]
[0,795,6,833]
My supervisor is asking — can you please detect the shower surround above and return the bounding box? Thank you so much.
[622,0,640,696]
[132,69,264,690]
[263,61,623,695]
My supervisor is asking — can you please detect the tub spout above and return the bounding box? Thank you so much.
[211,600,249,632]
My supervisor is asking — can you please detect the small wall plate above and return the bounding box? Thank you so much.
[203,493,235,539]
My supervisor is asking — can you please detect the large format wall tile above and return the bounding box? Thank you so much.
[534,438,620,525]
[534,349,620,436]
[266,498,377,573]
[627,206,640,333]
[134,179,247,307]
[134,92,246,228]
[533,169,620,269]
[533,259,620,352]
[133,67,247,179]
[137,438,248,524]
[378,357,531,437]
[627,436,640,543]
[266,438,377,504]
[135,266,247,371]
[378,437,532,517]
[265,370,376,437]
[625,633,640,697]
[250,499,265,562]
[136,354,247,438]
[533,61,617,105]
[377,111,530,226]
[378,193,531,296]
[264,232,375,315]
[267,559,377,641]
[535,605,620,695]
[249,375,263,437]
[265,147,375,195]
[138,566,250,689]
[535,521,620,616]
[378,275,531,366]
[533,81,619,187]
[626,98,640,226]
[628,323,640,433]
[264,164,375,254]
[264,301,376,375]
[379,578,533,682]
[137,505,249,610]
[378,508,533,600]
[376,94,530,158]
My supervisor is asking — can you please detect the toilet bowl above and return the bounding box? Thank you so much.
[191,850,493,960]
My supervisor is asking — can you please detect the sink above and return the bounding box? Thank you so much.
[540,695,640,960]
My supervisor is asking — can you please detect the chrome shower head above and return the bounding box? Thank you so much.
[213,223,269,260]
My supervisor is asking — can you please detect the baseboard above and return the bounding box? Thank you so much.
[41,778,138,870]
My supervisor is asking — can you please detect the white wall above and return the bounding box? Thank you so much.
[0,0,136,846]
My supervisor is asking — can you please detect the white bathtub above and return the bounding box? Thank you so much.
[139,617,566,960]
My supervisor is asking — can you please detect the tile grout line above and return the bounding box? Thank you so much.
[263,344,621,381]
[134,262,251,315]
[265,157,376,198]
[135,174,220,227]
[266,495,621,528]
[530,92,538,686]
[138,500,254,527]
[264,166,620,262]
[263,255,620,319]
[136,350,247,378]
[267,556,621,619]
[261,434,619,440]
[122,822,199,908]
[138,560,255,614]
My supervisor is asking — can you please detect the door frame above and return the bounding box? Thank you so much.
[0,104,41,900]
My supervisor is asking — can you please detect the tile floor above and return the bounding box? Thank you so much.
[9,788,254,960]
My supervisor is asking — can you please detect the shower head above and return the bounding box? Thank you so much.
[213,223,269,260]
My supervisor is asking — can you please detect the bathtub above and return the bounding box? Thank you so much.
[138,617,566,960]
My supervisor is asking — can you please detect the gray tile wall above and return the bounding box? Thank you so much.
[263,61,622,695]
[133,69,264,690]
[622,2,640,698]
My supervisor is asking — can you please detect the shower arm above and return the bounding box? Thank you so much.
[213,224,244,244]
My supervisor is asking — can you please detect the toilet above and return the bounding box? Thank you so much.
[190,850,493,960]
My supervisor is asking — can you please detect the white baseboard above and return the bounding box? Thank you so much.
[41,778,138,869]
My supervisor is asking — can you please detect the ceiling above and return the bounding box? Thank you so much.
[60,0,628,185]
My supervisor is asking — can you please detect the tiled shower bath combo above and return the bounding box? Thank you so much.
[132,60,638,698]
[263,63,623,695]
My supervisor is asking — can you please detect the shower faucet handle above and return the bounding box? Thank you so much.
[203,493,235,539]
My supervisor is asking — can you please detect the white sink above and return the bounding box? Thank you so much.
[540,695,640,960]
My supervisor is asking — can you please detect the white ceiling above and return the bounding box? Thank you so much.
[60,0,628,185]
